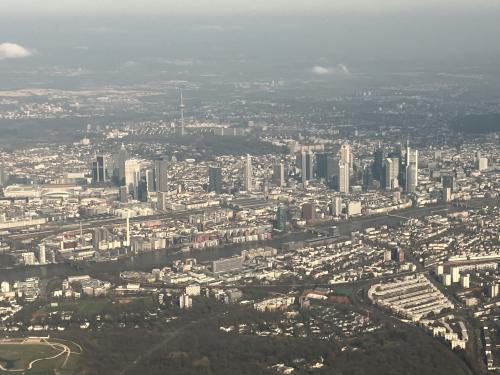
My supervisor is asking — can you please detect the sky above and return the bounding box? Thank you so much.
[1,0,500,14]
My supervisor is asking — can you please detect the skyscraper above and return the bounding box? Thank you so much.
[297,151,314,185]
[92,154,106,182]
[385,157,399,190]
[146,169,156,192]
[180,91,185,136]
[372,143,385,181]
[362,165,373,192]
[316,153,336,182]
[331,196,343,216]
[124,159,141,197]
[155,159,169,193]
[338,161,350,193]
[0,164,7,186]
[272,161,285,187]
[137,176,149,202]
[244,154,252,192]
[117,143,128,186]
[404,140,418,193]
[275,206,287,231]
[209,166,223,193]
[340,143,352,170]
[301,203,316,221]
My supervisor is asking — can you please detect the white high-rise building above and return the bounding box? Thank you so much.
[477,157,488,171]
[338,161,350,193]
[405,143,418,193]
[244,154,252,192]
[340,143,352,169]
[332,196,343,216]
[124,159,141,197]
[385,157,399,190]
[38,243,46,265]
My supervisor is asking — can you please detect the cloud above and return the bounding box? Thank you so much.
[0,42,33,60]
[310,64,350,76]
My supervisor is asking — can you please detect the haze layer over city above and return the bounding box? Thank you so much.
[0,1,499,374]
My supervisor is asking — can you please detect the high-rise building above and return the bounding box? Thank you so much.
[340,143,352,170]
[146,169,156,192]
[180,91,185,136]
[331,197,342,216]
[338,161,350,193]
[372,144,385,182]
[477,157,488,171]
[38,243,46,265]
[244,154,252,192]
[362,165,373,192]
[117,143,128,186]
[404,142,418,193]
[442,174,456,192]
[297,151,314,185]
[0,164,8,186]
[92,154,107,183]
[384,157,399,190]
[275,206,287,231]
[301,203,316,221]
[272,161,285,187]
[137,176,149,202]
[119,185,128,203]
[124,159,141,197]
[155,160,169,193]
[208,166,223,193]
[316,153,336,182]
[157,191,168,211]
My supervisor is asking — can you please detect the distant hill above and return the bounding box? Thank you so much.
[453,114,500,134]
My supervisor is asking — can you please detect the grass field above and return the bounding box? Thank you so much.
[0,338,81,375]
[41,296,156,319]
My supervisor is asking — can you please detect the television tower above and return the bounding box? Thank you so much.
[180,91,185,136]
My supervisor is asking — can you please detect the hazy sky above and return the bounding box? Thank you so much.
[2,0,500,13]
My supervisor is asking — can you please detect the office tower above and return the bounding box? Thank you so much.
[124,159,141,196]
[244,154,252,192]
[316,153,336,182]
[338,161,350,193]
[384,157,399,190]
[0,164,6,186]
[362,165,373,192]
[297,151,314,184]
[275,206,287,231]
[477,157,488,171]
[404,140,418,193]
[372,143,385,181]
[340,143,352,169]
[137,176,149,202]
[117,143,128,185]
[272,161,285,187]
[301,203,316,221]
[38,243,46,265]
[443,187,452,202]
[442,174,456,192]
[155,160,169,192]
[146,169,156,192]
[331,196,342,216]
[119,185,128,203]
[157,191,168,211]
[180,91,185,136]
[92,154,106,182]
[208,166,223,193]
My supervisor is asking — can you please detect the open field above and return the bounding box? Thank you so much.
[0,337,81,374]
